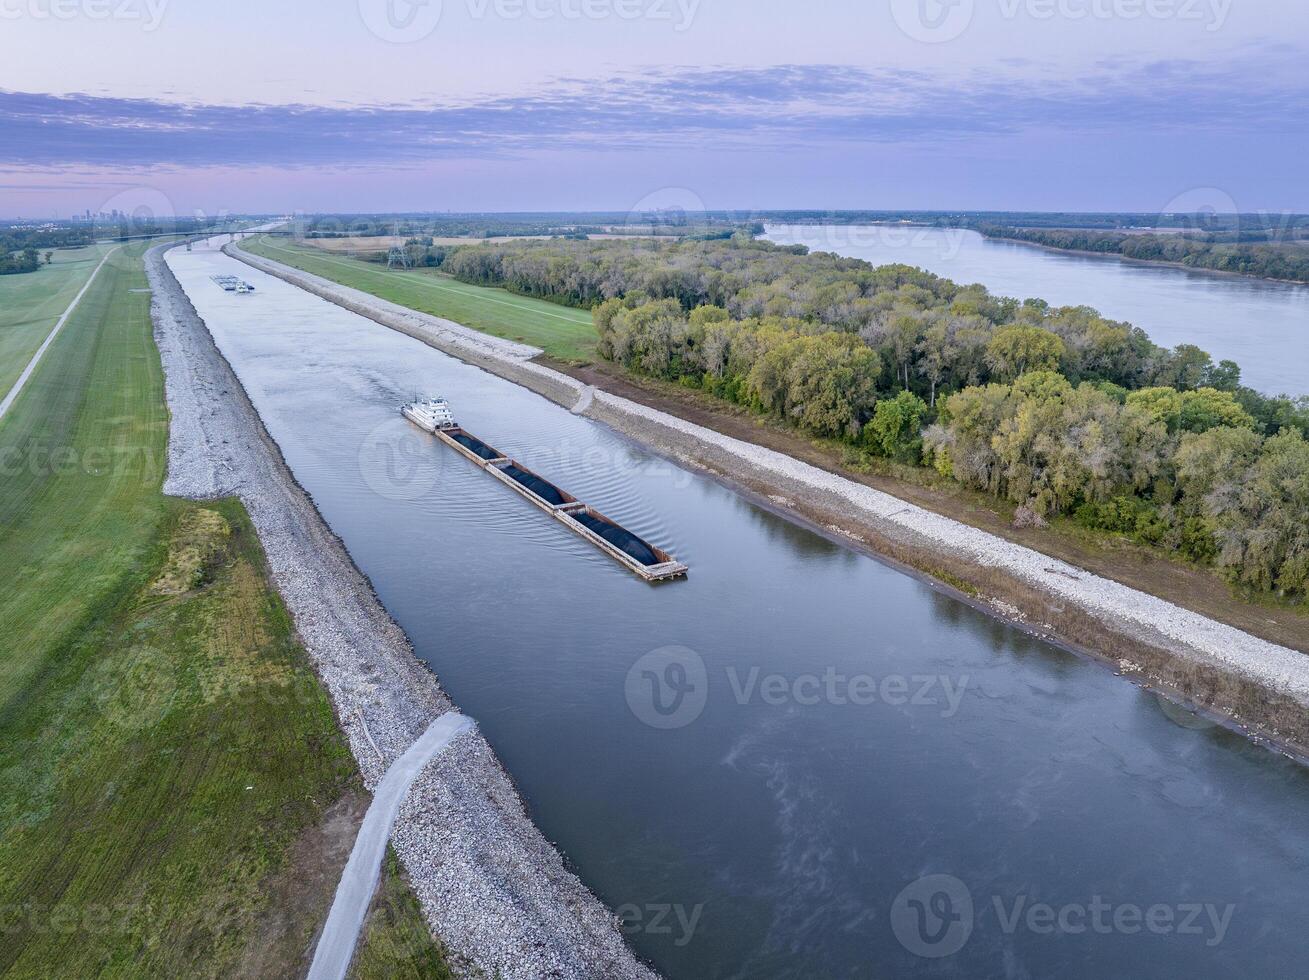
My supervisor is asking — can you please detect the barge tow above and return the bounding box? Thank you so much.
[402,398,688,583]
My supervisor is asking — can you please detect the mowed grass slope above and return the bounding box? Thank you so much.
[0,242,117,396]
[240,235,598,361]
[0,242,446,977]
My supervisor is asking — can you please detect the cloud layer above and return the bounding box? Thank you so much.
[5,51,1306,169]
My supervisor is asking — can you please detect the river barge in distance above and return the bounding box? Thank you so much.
[210,274,255,293]
[402,398,688,582]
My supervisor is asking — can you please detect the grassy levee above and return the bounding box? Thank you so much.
[0,242,446,976]
[0,243,117,396]
[239,235,597,361]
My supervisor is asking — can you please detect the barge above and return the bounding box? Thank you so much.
[210,274,255,293]
[402,398,688,583]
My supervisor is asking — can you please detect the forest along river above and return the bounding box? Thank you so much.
[170,240,1309,979]
[764,223,1309,397]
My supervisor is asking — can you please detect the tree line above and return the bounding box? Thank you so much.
[0,247,42,275]
[437,236,1309,598]
[980,226,1309,284]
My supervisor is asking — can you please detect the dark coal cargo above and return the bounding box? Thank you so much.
[571,511,661,566]
[449,431,502,461]
[501,464,568,506]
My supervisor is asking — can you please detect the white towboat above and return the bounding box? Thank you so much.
[210,274,255,293]
[402,396,458,432]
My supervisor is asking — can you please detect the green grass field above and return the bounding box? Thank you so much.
[350,850,454,980]
[0,242,117,396]
[0,241,445,977]
[240,235,598,361]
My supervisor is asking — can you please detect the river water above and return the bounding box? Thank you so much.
[170,239,1309,979]
[763,224,1309,397]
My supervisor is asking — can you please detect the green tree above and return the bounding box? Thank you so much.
[1201,429,1309,595]
[931,372,1166,517]
[1156,344,1213,390]
[865,391,928,462]
[984,325,1066,381]
[782,334,881,439]
[1127,386,1254,434]
[1175,425,1263,518]
[1126,386,1185,430]
[1177,387,1256,433]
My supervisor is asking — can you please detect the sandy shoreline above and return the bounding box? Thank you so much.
[228,240,1309,757]
[148,242,657,980]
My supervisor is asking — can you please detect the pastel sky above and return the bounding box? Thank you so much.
[1,0,1306,217]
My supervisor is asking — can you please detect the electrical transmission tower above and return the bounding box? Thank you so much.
[386,245,412,270]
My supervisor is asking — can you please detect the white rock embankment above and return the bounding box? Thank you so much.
[148,242,656,980]
[228,241,1309,720]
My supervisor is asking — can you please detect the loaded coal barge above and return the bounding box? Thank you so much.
[402,398,688,582]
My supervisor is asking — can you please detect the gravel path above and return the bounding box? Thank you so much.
[229,242,1309,717]
[309,712,475,980]
[148,242,657,980]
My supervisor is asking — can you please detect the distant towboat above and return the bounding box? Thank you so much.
[210,274,255,293]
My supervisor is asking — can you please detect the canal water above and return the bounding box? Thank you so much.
[170,240,1309,979]
[763,224,1309,397]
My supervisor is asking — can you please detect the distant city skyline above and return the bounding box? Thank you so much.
[2,0,1307,216]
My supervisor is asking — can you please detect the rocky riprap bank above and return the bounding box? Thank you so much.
[229,240,1309,757]
[147,242,657,980]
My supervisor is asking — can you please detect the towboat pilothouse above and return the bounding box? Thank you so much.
[402,396,458,432]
